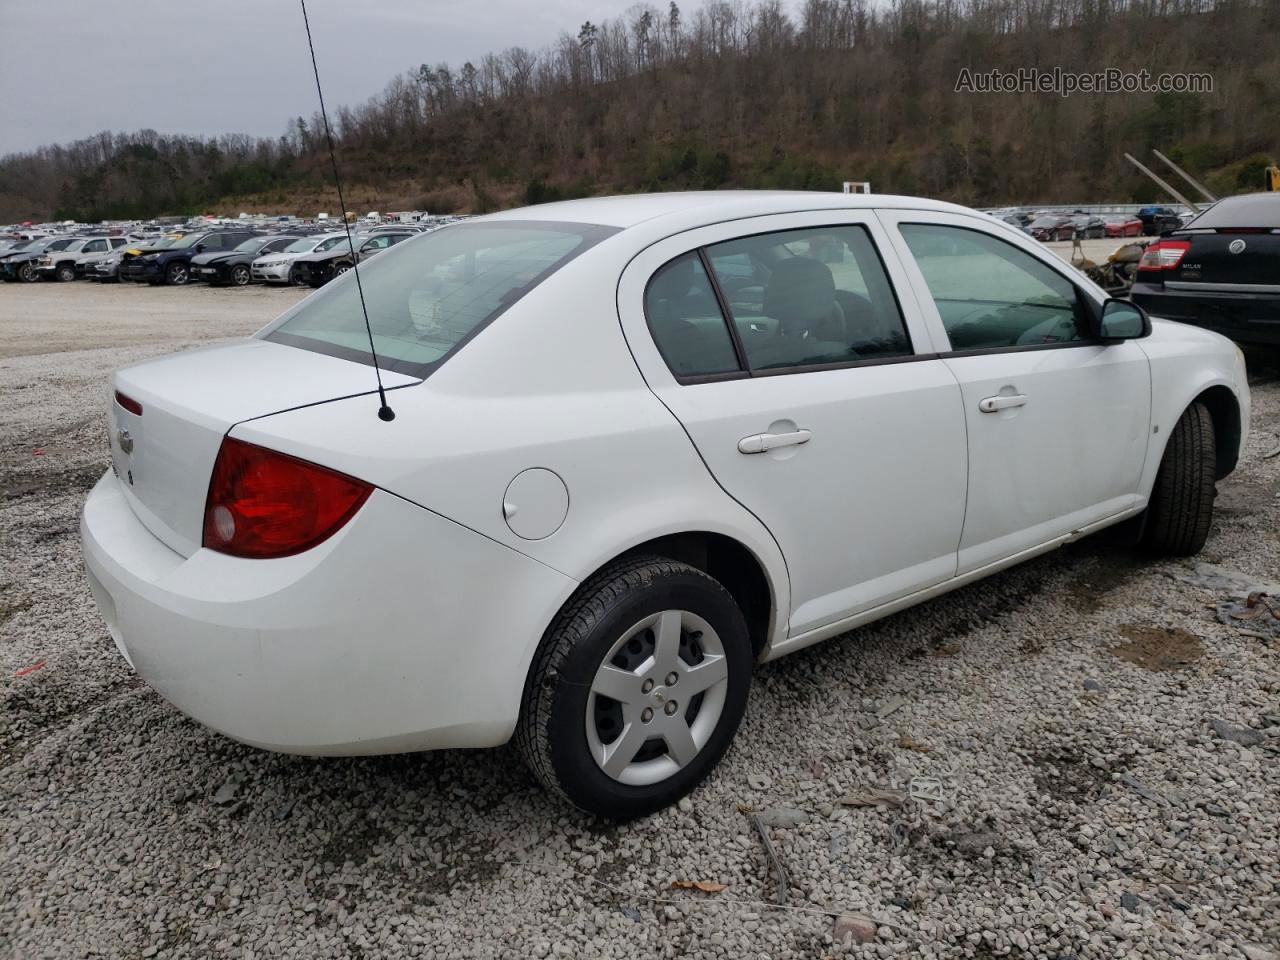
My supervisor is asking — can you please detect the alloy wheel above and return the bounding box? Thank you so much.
[584,609,729,786]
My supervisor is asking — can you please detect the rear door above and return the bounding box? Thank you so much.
[617,211,967,638]
[879,210,1151,574]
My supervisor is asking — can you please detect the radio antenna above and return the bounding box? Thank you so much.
[299,0,395,422]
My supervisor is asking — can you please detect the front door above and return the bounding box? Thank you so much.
[880,212,1151,574]
[616,211,968,637]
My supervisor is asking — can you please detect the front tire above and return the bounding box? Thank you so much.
[230,264,251,286]
[165,262,189,286]
[18,262,37,282]
[56,263,76,282]
[1143,402,1216,556]
[517,557,752,819]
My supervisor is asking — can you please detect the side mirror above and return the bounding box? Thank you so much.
[195,243,206,253]
[1099,297,1150,341]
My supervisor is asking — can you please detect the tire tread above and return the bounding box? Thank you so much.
[1144,402,1216,556]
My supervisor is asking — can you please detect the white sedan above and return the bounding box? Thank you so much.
[82,192,1250,818]
[250,233,350,285]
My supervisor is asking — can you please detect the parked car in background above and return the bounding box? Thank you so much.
[293,231,417,288]
[37,236,134,281]
[1103,214,1144,238]
[81,246,131,282]
[251,233,349,285]
[120,230,261,286]
[1138,206,1183,235]
[1069,214,1105,239]
[1131,192,1280,348]
[1,236,85,282]
[190,235,300,286]
[82,192,1249,818]
[85,235,181,282]
[0,237,51,281]
[1027,215,1076,241]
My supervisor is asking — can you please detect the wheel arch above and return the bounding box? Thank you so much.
[1193,384,1241,480]
[613,531,776,659]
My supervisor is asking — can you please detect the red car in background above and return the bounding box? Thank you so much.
[1103,214,1144,238]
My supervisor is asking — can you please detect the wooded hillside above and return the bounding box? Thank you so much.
[2,0,1278,221]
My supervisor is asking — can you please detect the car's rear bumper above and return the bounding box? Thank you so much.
[1132,283,1280,346]
[81,469,575,755]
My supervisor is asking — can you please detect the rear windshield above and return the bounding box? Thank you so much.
[1185,195,1280,230]
[261,220,616,377]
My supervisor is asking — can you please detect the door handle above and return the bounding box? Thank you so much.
[738,429,812,454]
[978,394,1027,413]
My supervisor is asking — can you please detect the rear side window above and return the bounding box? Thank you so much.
[704,225,911,372]
[644,253,742,377]
[900,223,1085,351]
[1186,194,1280,229]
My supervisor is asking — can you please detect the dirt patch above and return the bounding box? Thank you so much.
[1030,751,1111,803]
[1214,479,1279,517]
[1112,625,1204,672]
[1063,548,1147,615]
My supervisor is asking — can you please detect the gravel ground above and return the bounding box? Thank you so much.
[1,282,1278,960]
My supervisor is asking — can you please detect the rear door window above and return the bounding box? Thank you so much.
[703,225,911,372]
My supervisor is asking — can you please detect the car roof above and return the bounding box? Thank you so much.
[476,190,980,229]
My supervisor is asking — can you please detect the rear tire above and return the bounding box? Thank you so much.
[1142,402,1216,556]
[18,262,37,282]
[517,557,752,820]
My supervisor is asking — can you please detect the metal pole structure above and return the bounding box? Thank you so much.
[1124,153,1201,213]
[1152,149,1217,204]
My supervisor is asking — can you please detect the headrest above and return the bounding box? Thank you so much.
[763,257,836,325]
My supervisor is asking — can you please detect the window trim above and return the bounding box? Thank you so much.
[644,222,918,384]
[897,220,1107,354]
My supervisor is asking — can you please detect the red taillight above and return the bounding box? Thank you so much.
[202,437,373,559]
[115,391,143,416]
[1137,240,1190,272]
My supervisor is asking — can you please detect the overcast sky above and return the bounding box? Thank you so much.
[0,0,635,157]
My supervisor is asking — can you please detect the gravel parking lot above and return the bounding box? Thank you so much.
[1,281,1277,960]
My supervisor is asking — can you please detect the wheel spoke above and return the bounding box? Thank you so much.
[591,664,638,703]
[663,720,699,767]
[680,653,727,696]
[652,610,683,673]
[600,720,647,778]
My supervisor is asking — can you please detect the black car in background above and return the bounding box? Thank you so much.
[0,237,48,281]
[1137,206,1183,236]
[1,236,83,282]
[1069,214,1105,239]
[119,230,261,285]
[1131,192,1280,347]
[293,230,416,288]
[189,235,300,286]
[1027,215,1077,242]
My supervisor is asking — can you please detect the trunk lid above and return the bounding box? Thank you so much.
[109,338,418,557]
[1173,231,1280,285]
